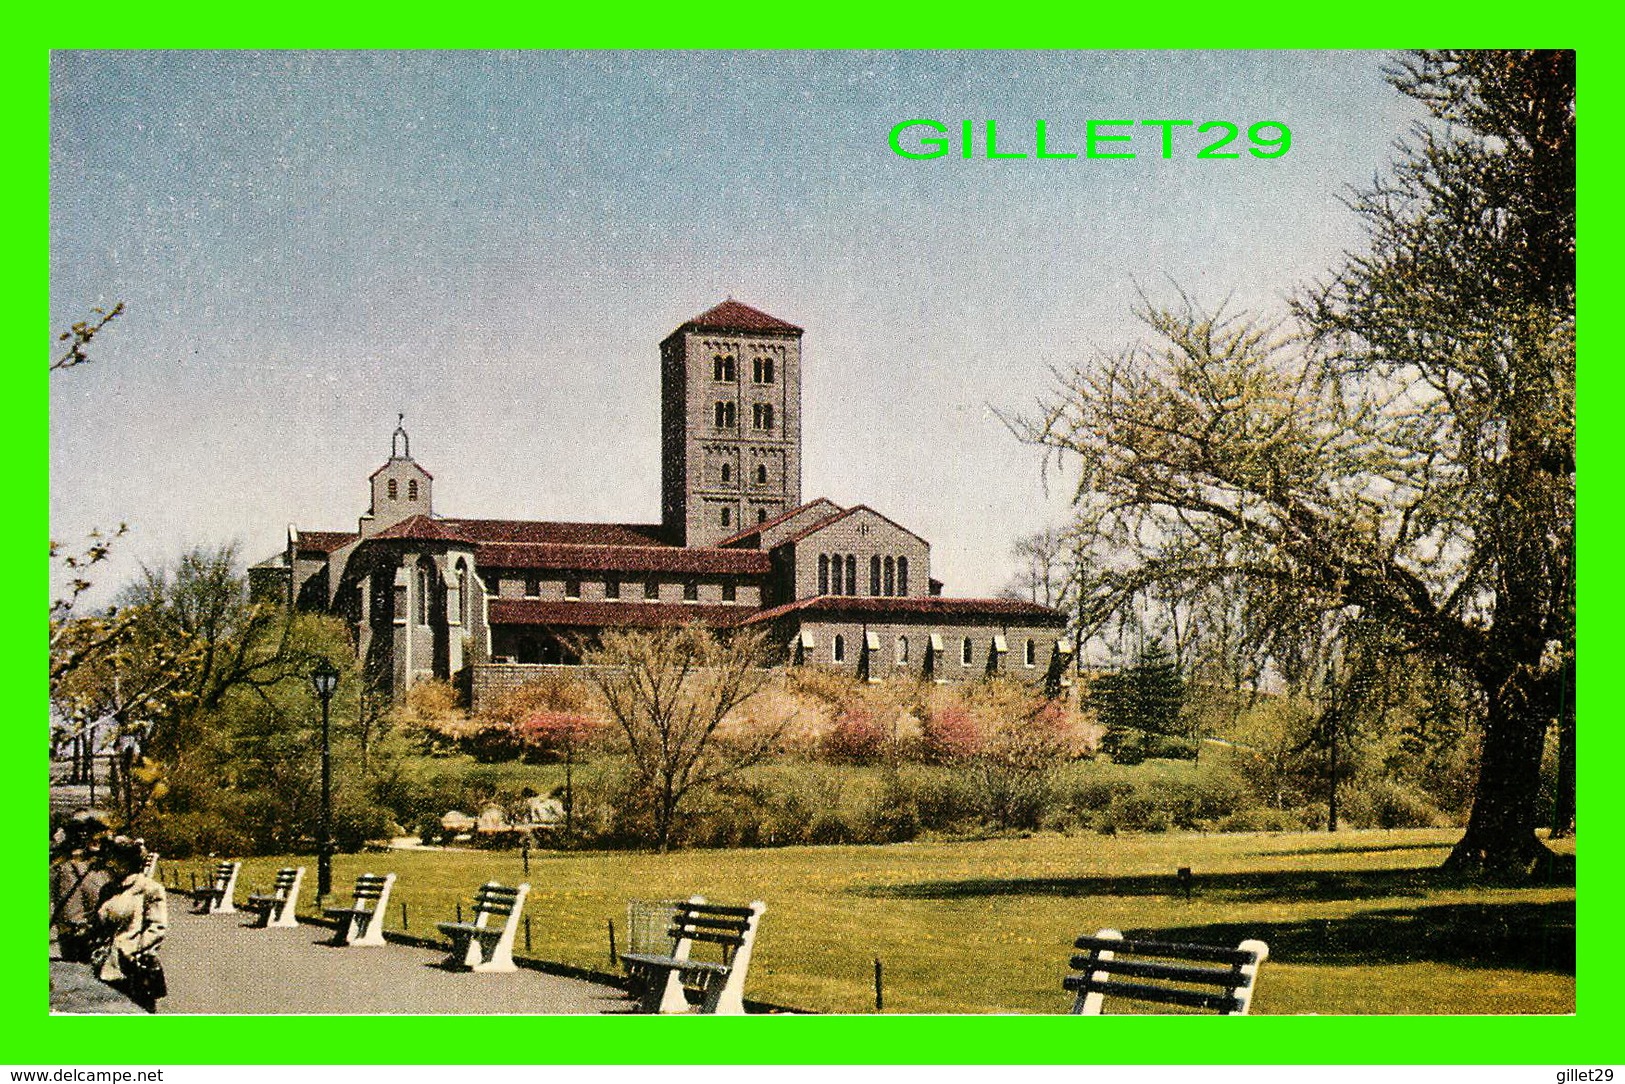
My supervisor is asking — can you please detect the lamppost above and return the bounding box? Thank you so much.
[310,658,340,899]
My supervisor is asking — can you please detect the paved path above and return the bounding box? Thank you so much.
[150,904,628,1014]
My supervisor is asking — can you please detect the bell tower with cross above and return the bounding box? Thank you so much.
[359,414,435,537]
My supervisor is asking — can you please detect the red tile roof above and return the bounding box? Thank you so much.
[368,457,434,481]
[777,505,930,548]
[713,498,844,548]
[369,515,467,542]
[668,299,803,338]
[294,530,358,554]
[738,595,1067,627]
[475,543,769,575]
[448,519,669,547]
[364,516,672,548]
[488,599,752,629]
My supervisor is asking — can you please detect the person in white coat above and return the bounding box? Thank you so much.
[93,837,168,1012]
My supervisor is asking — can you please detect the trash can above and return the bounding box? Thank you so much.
[626,899,683,957]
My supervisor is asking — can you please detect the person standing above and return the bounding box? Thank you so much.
[49,811,110,963]
[93,837,168,1013]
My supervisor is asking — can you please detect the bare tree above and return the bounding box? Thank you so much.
[581,625,781,851]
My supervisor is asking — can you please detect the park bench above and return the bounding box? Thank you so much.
[436,881,530,972]
[619,896,765,1014]
[244,866,305,929]
[194,860,241,915]
[1064,928,1269,1015]
[323,872,397,947]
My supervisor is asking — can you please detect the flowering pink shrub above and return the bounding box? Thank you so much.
[822,708,889,764]
[921,705,983,763]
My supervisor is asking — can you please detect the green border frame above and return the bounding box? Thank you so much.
[16,10,1617,1066]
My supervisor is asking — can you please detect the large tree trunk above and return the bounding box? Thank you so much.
[1549,658,1577,838]
[1444,667,1565,878]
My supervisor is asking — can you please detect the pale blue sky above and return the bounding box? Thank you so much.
[50,51,1422,604]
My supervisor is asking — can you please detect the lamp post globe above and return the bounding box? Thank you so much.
[310,659,340,899]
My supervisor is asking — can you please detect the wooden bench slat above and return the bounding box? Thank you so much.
[438,921,505,940]
[1065,976,1241,1013]
[1064,929,1267,1016]
[1073,936,1258,965]
[620,952,734,976]
[675,903,758,918]
[1067,956,1255,988]
[667,927,746,947]
[674,913,754,932]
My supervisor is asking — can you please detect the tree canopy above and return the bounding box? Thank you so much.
[1020,51,1573,877]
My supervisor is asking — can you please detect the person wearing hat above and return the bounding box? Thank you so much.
[49,811,111,963]
[91,836,168,1012]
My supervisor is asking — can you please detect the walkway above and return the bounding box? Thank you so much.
[73,904,629,1015]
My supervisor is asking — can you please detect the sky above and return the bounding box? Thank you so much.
[49,50,1425,607]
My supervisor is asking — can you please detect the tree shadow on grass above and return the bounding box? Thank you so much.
[855,858,1575,904]
[1257,840,1452,858]
[1136,899,1574,974]
[854,866,1465,904]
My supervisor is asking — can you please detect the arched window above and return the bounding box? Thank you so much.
[897,636,909,664]
[1025,639,1037,667]
[408,479,419,501]
[818,554,830,595]
[897,556,909,597]
[756,463,768,485]
[833,634,846,663]
[757,507,767,523]
[720,506,732,527]
[961,637,973,665]
[713,355,735,382]
[762,403,774,430]
[714,401,736,429]
[416,562,431,625]
[454,561,468,626]
[753,357,776,384]
[884,556,895,596]
[388,478,399,501]
[845,555,857,596]
[870,555,881,595]
[721,463,732,484]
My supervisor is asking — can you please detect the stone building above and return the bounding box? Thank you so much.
[253,300,1070,705]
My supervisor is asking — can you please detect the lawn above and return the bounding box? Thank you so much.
[184,828,1575,1015]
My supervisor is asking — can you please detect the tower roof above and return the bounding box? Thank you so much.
[669,299,803,338]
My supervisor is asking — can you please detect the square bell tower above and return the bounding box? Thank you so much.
[660,300,803,547]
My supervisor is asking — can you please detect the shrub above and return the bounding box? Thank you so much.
[897,764,979,832]
[1098,792,1170,833]
[921,705,982,763]
[1341,779,1449,829]
[1215,806,1309,832]
[822,708,890,764]
[854,768,921,843]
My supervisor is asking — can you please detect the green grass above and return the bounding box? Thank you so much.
[181,828,1574,1015]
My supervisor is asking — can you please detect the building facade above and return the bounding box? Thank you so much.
[253,300,1069,705]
